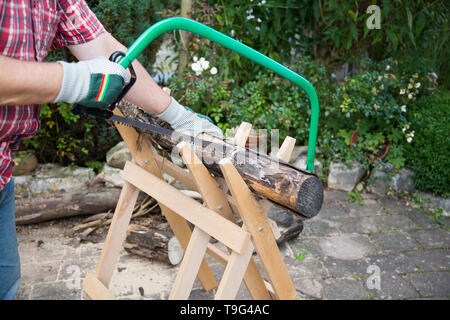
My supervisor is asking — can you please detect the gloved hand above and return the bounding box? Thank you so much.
[157,97,224,139]
[53,56,130,110]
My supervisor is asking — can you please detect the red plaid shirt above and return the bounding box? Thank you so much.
[0,0,105,191]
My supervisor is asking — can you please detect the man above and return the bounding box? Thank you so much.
[0,0,222,300]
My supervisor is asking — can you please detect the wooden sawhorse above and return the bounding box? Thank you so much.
[82,109,299,300]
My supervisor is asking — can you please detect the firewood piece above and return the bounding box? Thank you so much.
[15,187,122,225]
[117,101,323,219]
[72,201,159,234]
[123,224,184,265]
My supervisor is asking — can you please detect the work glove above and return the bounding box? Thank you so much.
[53,56,130,110]
[157,97,224,139]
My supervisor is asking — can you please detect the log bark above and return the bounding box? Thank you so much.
[15,187,122,225]
[117,101,323,218]
[123,224,184,265]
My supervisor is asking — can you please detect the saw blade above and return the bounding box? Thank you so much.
[71,104,313,175]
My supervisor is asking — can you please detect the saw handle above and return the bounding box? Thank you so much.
[107,51,137,112]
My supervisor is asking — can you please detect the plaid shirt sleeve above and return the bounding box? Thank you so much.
[51,0,105,49]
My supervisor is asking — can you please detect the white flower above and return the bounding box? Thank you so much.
[407,137,413,143]
[410,130,415,137]
[408,83,413,89]
[415,82,421,88]
[255,26,261,31]
[386,65,390,71]
[193,56,198,62]
[400,89,406,95]
[408,93,413,99]
[400,105,407,112]
[373,104,380,110]
[247,15,255,20]
[210,67,218,75]
[257,18,262,23]
[230,29,235,37]
[191,62,203,75]
[199,58,210,70]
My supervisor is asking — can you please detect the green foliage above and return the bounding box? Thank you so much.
[88,0,166,71]
[403,91,450,195]
[21,103,121,167]
[318,56,439,168]
[348,189,364,205]
[295,248,308,262]
[169,56,330,145]
[295,1,449,78]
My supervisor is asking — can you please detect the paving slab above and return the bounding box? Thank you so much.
[406,272,450,297]
[320,255,369,277]
[300,218,340,237]
[13,189,450,301]
[372,214,418,232]
[410,229,450,249]
[315,205,348,220]
[368,274,419,299]
[405,249,450,272]
[285,255,328,279]
[406,209,440,229]
[347,202,384,217]
[31,281,81,300]
[365,252,419,275]
[370,231,422,252]
[336,216,379,234]
[294,277,323,299]
[320,277,369,300]
[317,234,378,260]
[378,197,411,214]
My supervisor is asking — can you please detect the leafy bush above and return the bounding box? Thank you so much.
[21,103,121,169]
[169,54,333,146]
[23,1,174,168]
[89,0,167,71]
[403,91,450,195]
[318,56,438,168]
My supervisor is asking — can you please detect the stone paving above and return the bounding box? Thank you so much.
[14,189,450,300]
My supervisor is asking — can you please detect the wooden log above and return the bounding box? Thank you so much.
[15,187,122,225]
[123,224,184,265]
[117,101,323,218]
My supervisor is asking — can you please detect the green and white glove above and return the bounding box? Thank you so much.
[53,56,130,110]
[157,97,224,139]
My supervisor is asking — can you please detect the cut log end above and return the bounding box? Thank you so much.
[296,176,323,218]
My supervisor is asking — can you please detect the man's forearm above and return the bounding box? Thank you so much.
[0,55,62,105]
[68,32,171,115]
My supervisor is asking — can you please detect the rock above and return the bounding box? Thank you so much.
[368,164,415,195]
[391,168,415,193]
[14,164,94,198]
[292,155,322,174]
[267,206,294,228]
[106,141,132,169]
[327,161,365,192]
[12,151,38,176]
[367,165,391,195]
[99,164,125,188]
